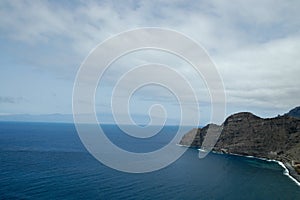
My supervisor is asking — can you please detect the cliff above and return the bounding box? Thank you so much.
[179,107,300,183]
[287,106,300,119]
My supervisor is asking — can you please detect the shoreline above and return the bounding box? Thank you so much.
[210,150,300,186]
[177,144,300,186]
[281,162,300,187]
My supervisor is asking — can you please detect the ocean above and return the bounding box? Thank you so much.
[0,122,299,199]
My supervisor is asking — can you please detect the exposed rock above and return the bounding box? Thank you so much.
[179,107,300,183]
[287,106,300,119]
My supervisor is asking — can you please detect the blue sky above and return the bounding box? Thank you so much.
[0,0,300,125]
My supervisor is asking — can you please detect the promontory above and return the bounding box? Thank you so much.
[179,106,300,183]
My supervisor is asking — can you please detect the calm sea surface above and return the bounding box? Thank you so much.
[0,122,299,199]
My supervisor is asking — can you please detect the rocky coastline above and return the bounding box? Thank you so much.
[179,107,300,185]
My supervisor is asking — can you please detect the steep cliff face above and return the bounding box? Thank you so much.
[179,107,300,181]
[214,113,300,162]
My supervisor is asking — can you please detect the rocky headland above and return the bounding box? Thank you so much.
[179,107,300,184]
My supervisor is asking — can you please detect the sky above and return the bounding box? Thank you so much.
[0,0,300,125]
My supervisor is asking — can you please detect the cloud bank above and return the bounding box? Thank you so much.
[0,0,299,124]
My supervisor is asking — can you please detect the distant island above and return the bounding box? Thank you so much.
[179,106,300,184]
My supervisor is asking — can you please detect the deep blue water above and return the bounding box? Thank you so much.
[0,122,299,199]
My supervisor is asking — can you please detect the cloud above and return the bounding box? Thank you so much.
[1,0,299,48]
[216,35,300,111]
[0,96,23,104]
[0,0,299,121]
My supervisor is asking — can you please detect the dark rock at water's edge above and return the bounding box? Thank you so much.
[179,107,300,184]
